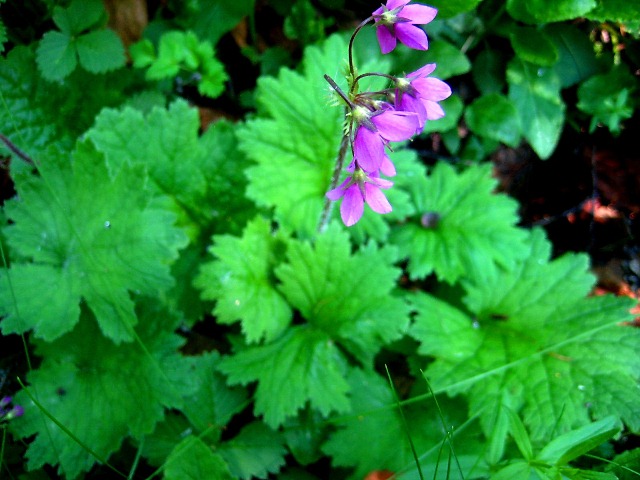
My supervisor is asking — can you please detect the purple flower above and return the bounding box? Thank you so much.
[352,107,418,172]
[373,0,438,54]
[326,168,393,226]
[0,395,23,421]
[395,63,452,131]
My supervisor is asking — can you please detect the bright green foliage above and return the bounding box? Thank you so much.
[236,34,345,237]
[507,58,565,159]
[322,368,451,479]
[577,66,636,134]
[411,229,640,443]
[465,94,521,147]
[195,217,292,343]
[0,142,187,342]
[9,303,195,479]
[586,0,640,22]
[130,31,227,99]
[87,100,251,234]
[0,46,130,163]
[218,325,351,428]
[36,0,125,81]
[180,352,248,438]
[275,224,409,364]
[218,225,410,426]
[165,436,234,480]
[391,162,528,283]
[219,422,287,479]
[493,416,620,479]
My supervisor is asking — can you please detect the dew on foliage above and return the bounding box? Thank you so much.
[578,385,586,391]
[234,299,241,306]
[104,221,111,229]
[472,320,480,329]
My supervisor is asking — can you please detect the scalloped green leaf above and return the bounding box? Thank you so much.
[9,302,195,479]
[36,31,77,81]
[219,422,287,479]
[218,325,351,428]
[275,223,409,365]
[0,142,187,342]
[510,27,559,67]
[195,216,292,344]
[76,29,125,74]
[165,436,234,480]
[391,162,528,283]
[237,35,345,237]
[411,229,640,444]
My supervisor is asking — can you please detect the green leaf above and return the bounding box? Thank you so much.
[52,0,106,36]
[507,0,597,23]
[421,41,471,80]
[412,229,640,443]
[76,29,126,74]
[218,422,287,479]
[507,58,565,159]
[510,27,559,67]
[546,24,602,89]
[237,35,347,236]
[537,416,620,466]
[181,352,248,436]
[9,302,194,479]
[87,100,209,227]
[283,0,328,44]
[391,162,528,283]
[36,31,77,81]
[584,0,640,22]
[322,368,440,479]
[577,66,636,134]
[218,325,351,428]
[472,49,507,95]
[275,224,409,364]
[465,94,522,147]
[165,436,234,480]
[195,217,292,344]
[129,38,156,68]
[178,0,256,46]
[0,142,187,342]
[427,0,483,18]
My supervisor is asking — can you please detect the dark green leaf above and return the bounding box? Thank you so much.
[465,93,522,147]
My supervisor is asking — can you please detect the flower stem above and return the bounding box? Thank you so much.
[348,16,374,83]
[318,118,350,233]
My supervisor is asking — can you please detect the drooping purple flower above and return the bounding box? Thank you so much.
[352,106,418,172]
[373,0,438,54]
[326,168,393,226]
[395,63,452,131]
[0,395,23,421]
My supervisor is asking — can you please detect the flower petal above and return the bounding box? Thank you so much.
[387,0,411,10]
[376,25,397,54]
[379,155,397,177]
[341,184,364,226]
[364,183,392,214]
[326,177,351,200]
[395,22,429,50]
[407,63,437,79]
[399,4,438,24]
[371,110,419,141]
[413,77,452,101]
[397,93,427,131]
[423,99,446,120]
[354,126,385,172]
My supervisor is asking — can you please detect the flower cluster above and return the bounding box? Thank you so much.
[0,395,23,422]
[323,0,451,227]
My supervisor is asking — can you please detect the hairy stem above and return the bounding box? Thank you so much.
[318,120,350,233]
[0,133,36,166]
[348,16,374,84]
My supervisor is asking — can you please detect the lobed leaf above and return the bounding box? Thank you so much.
[0,142,187,342]
[391,162,528,283]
